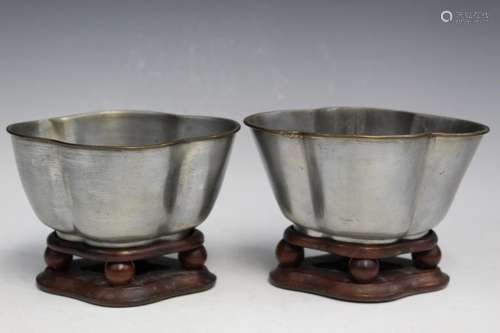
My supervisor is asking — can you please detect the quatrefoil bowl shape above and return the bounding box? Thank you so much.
[7,110,240,248]
[245,107,488,244]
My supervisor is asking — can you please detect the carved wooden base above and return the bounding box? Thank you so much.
[270,226,449,302]
[36,230,216,307]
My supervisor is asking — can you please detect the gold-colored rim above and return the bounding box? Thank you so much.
[7,110,241,150]
[243,107,489,139]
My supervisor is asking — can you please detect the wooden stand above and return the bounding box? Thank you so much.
[36,229,216,307]
[270,226,449,302]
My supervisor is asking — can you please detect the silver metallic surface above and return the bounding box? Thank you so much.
[245,107,488,244]
[8,110,240,248]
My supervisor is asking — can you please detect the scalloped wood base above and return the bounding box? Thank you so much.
[36,230,215,307]
[37,257,215,307]
[269,226,449,302]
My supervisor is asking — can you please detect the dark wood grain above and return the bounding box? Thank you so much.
[37,257,216,307]
[276,239,304,267]
[270,226,449,302]
[36,229,215,307]
[284,226,438,259]
[104,261,135,286]
[44,247,72,271]
[179,246,207,270]
[270,256,449,302]
[348,258,380,283]
[46,230,204,262]
[412,245,441,269]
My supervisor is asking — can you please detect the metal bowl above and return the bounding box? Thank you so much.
[8,110,240,248]
[245,107,488,244]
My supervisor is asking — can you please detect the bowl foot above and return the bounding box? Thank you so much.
[293,225,400,244]
[55,230,192,248]
[403,231,429,240]
[36,229,216,307]
[270,226,449,302]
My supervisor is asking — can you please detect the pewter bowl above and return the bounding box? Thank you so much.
[8,110,240,248]
[245,107,488,244]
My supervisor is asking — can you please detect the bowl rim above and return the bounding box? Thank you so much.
[6,110,241,150]
[243,106,490,139]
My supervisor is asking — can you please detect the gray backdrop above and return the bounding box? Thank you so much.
[1,1,498,332]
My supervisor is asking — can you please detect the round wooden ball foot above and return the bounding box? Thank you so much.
[179,246,207,270]
[276,239,304,267]
[44,247,72,271]
[348,258,380,283]
[104,261,135,286]
[412,245,441,269]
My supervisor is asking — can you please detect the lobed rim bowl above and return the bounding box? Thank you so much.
[6,110,241,150]
[244,107,489,139]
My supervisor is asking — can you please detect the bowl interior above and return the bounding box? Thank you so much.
[245,107,488,137]
[8,111,240,147]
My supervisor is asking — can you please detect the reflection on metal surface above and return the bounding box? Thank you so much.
[246,107,488,244]
[8,110,240,248]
